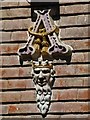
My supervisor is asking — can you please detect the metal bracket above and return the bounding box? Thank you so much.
[18,2,73,117]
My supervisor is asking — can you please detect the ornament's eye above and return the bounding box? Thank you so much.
[42,69,50,74]
[34,69,40,74]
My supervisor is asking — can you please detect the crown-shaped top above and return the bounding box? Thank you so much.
[32,56,53,69]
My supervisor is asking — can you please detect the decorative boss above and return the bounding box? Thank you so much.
[18,1,73,117]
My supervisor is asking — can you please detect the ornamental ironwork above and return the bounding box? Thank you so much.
[18,0,73,117]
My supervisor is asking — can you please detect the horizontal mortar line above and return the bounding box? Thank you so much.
[1,112,90,116]
[0,62,90,68]
[60,24,90,29]
[0,28,28,32]
[1,86,90,92]
[60,12,90,17]
[55,74,90,78]
[72,49,90,53]
[1,100,90,105]
[0,64,31,68]
[0,49,90,56]
[0,53,18,56]
[0,12,90,21]
[61,37,90,40]
[1,16,31,20]
[1,24,90,32]
[0,41,26,44]
[0,1,90,9]
[0,5,32,10]
[0,74,90,80]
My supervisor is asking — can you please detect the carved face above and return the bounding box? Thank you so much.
[32,67,51,86]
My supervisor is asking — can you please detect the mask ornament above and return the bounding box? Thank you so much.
[18,0,73,117]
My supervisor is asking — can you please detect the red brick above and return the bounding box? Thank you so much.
[50,102,89,112]
[77,89,90,99]
[0,44,19,54]
[1,88,89,103]
[1,92,21,103]
[0,67,19,78]
[54,77,85,87]
[71,52,88,63]
[63,39,89,50]
[52,89,77,100]
[0,67,32,78]
[1,56,19,66]
[55,64,88,76]
[83,78,89,87]
[0,79,35,90]
[0,32,11,41]
[7,104,38,114]
[20,91,36,101]
[1,102,89,114]
[6,80,26,89]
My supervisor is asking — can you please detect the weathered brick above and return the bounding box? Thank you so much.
[20,91,36,102]
[50,102,89,113]
[0,66,32,78]
[60,114,89,119]
[1,8,31,19]
[63,39,89,50]
[8,104,38,114]
[1,79,34,90]
[0,67,19,78]
[55,64,88,76]
[77,89,90,99]
[60,4,88,14]
[84,78,89,87]
[0,32,11,42]
[2,102,88,114]
[1,2,19,7]
[60,15,89,26]
[1,92,21,103]
[60,27,89,38]
[1,18,32,30]
[1,1,29,7]
[11,31,27,41]
[2,105,8,114]
[71,52,88,63]
[60,0,89,3]
[1,56,19,66]
[52,89,77,100]
[0,43,24,54]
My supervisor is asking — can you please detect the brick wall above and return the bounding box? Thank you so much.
[0,0,90,119]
